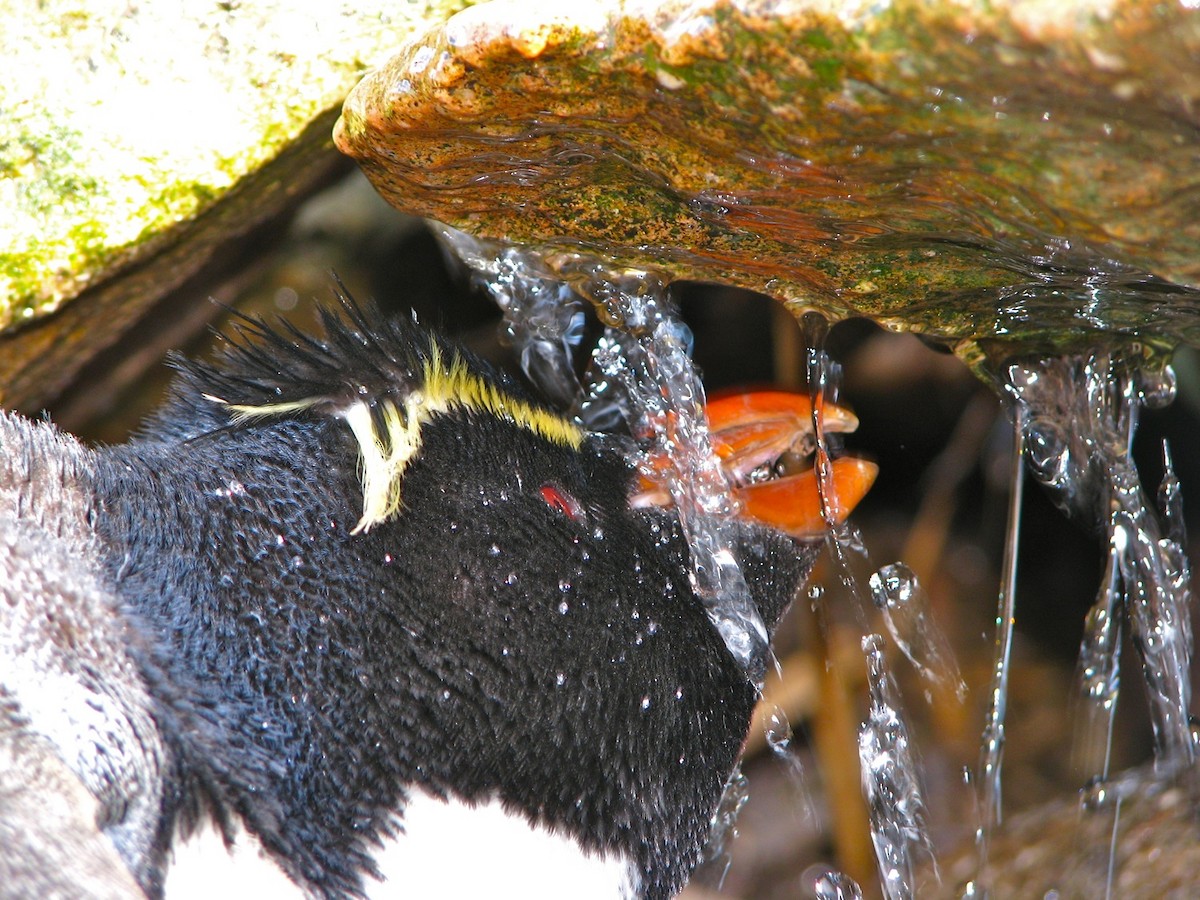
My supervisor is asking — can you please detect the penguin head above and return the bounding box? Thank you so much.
[114,293,869,898]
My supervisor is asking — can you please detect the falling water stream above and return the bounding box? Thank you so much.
[802,313,940,900]
[436,224,1194,898]
[1017,353,1193,771]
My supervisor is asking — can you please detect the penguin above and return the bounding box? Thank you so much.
[0,293,874,899]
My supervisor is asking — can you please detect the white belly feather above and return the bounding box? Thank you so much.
[164,788,640,899]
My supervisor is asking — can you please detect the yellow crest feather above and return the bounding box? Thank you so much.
[213,336,583,534]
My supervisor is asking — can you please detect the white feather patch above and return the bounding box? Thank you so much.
[164,788,640,899]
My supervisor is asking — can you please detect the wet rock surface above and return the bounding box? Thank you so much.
[336,0,1200,361]
[935,765,1200,899]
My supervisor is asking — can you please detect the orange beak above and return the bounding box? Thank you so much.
[633,390,877,538]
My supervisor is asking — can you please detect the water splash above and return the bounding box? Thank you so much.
[802,313,936,899]
[703,763,750,888]
[582,268,774,686]
[1006,352,1194,772]
[435,225,586,409]
[869,563,967,703]
[859,633,936,900]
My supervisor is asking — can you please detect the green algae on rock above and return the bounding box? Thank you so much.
[335,0,1200,360]
[0,0,470,409]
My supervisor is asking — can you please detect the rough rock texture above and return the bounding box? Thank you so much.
[935,765,1200,899]
[336,0,1200,366]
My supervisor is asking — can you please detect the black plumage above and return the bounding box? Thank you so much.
[1,295,817,899]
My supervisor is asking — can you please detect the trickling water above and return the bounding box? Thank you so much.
[802,313,937,899]
[859,633,937,900]
[428,224,1196,899]
[434,225,586,409]
[1075,583,1123,783]
[869,563,967,703]
[703,763,750,888]
[972,402,1025,890]
[582,269,774,687]
[764,703,818,825]
[1006,353,1194,773]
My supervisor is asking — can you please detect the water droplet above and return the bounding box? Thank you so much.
[640,696,651,710]
[555,672,566,686]
[1080,775,1113,811]
[504,572,518,586]
[558,601,570,615]
[488,543,501,557]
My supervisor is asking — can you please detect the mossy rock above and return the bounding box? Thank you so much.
[0,0,470,410]
[336,0,1200,371]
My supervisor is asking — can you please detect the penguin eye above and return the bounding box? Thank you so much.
[539,484,585,523]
